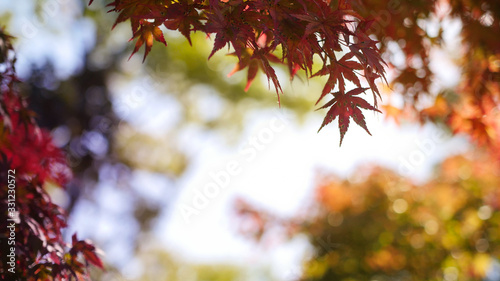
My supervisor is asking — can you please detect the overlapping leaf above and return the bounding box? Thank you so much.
[317,88,381,146]
[129,21,166,62]
[313,52,363,104]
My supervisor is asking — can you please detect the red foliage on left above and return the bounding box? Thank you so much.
[0,29,102,280]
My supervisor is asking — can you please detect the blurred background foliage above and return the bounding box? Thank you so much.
[1,0,500,280]
[235,151,500,280]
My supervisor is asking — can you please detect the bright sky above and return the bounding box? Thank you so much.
[156,108,469,249]
[103,101,468,279]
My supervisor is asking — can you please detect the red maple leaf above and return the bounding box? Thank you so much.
[129,21,166,62]
[204,0,260,59]
[163,2,205,45]
[317,87,381,146]
[313,52,363,104]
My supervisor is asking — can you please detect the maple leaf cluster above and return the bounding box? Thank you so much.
[0,29,102,280]
[94,0,388,145]
[445,1,500,156]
